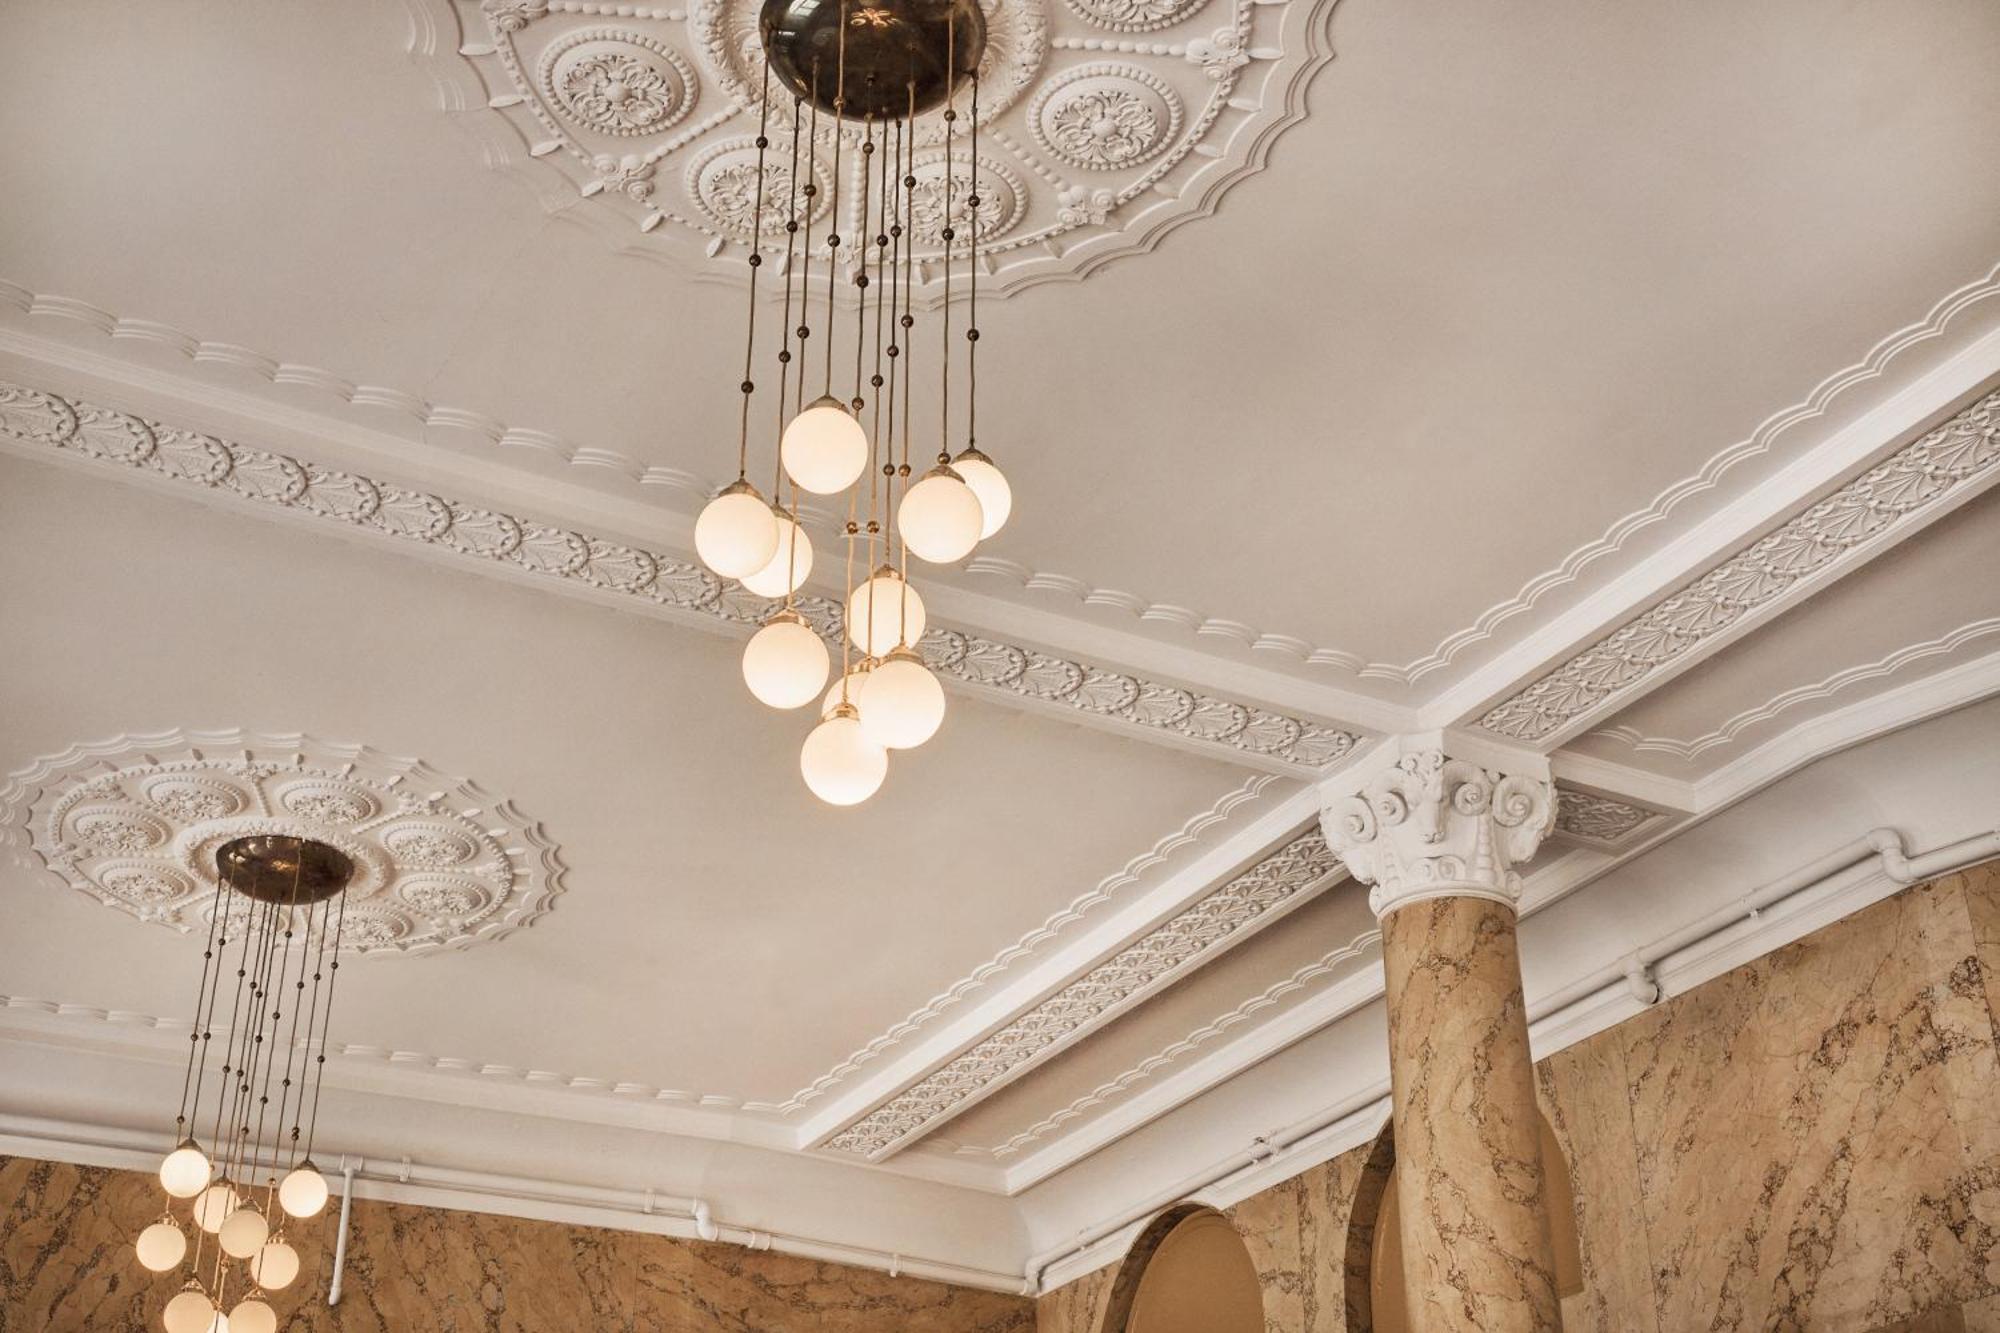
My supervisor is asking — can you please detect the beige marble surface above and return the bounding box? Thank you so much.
[0,1155,1034,1333]
[1381,896,1559,1331]
[1038,862,2000,1333]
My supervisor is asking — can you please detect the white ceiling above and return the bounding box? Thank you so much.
[1,0,1996,1295]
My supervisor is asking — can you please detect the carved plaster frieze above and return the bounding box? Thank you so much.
[762,774,1275,1115]
[1320,749,1555,917]
[0,379,1360,772]
[1550,787,1656,848]
[1479,385,2000,743]
[0,731,567,955]
[819,828,1340,1158]
[415,0,1338,300]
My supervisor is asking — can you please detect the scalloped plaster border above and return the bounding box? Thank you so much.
[750,772,1277,1114]
[1588,621,2000,763]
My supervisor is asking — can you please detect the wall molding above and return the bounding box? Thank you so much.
[942,927,1380,1161]
[0,1113,1030,1295]
[1588,622,2000,762]
[760,774,1278,1116]
[0,377,1359,773]
[816,824,1342,1160]
[1478,384,2000,744]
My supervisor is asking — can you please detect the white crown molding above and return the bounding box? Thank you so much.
[756,773,1278,1115]
[0,729,567,955]
[948,671,1993,1188]
[963,929,1380,1163]
[789,780,1338,1152]
[975,267,2000,690]
[0,287,1419,736]
[818,829,1340,1160]
[0,994,802,1154]
[405,0,1349,303]
[1398,265,2000,688]
[0,277,735,504]
[1474,382,2000,746]
[1587,621,2000,763]
[0,376,1362,774]
[0,1112,1029,1294]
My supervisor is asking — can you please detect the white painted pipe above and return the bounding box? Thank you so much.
[327,1157,358,1306]
[1024,823,2000,1293]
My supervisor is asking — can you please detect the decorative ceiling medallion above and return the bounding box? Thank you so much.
[0,731,567,955]
[426,0,1332,298]
[538,29,698,136]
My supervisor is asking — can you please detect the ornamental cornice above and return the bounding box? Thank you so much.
[0,378,1360,773]
[1478,385,2000,743]
[1319,745,1555,917]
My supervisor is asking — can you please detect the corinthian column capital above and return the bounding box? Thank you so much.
[1318,740,1556,919]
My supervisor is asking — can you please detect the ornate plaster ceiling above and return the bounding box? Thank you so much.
[0,730,566,954]
[1,0,1997,1298]
[427,0,1329,298]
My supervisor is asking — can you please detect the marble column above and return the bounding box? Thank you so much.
[1322,743,1561,1331]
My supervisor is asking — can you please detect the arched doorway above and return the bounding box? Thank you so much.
[1345,1114,1582,1330]
[1101,1205,1263,1333]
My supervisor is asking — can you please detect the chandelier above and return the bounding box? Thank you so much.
[138,836,352,1333]
[693,0,1013,806]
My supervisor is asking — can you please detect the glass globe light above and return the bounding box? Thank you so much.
[217,1206,269,1259]
[136,1220,187,1273]
[742,612,831,710]
[858,650,946,750]
[161,1289,216,1333]
[227,1299,276,1333]
[822,662,872,719]
[191,1183,235,1234]
[250,1239,300,1291]
[845,568,925,657]
[781,395,869,495]
[898,464,984,564]
[695,479,781,580]
[159,1143,211,1199]
[800,707,889,806]
[278,1163,329,1219]
[951,447,1012,539]
[738,507,814,598]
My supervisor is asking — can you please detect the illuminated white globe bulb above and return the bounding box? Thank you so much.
[136,1221,187,1272]
[227,1299,276,1333]
[845,570,925,657]
[250,1239,300,1291]
[159,1144,211,1199]
[278,1164,329,1220]
[782,396,869,495]
[898,464,984,564]
[951,448,1012,538]
[822,663,872,719]
[738,508,814,598]
[695,480,780,580]
[192,1183,235,1234]
[162,1289,216,1333]
[741,613,830,710]
[800,709,888,806]
[859,651,946,750]
[218,1206,268,1259]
